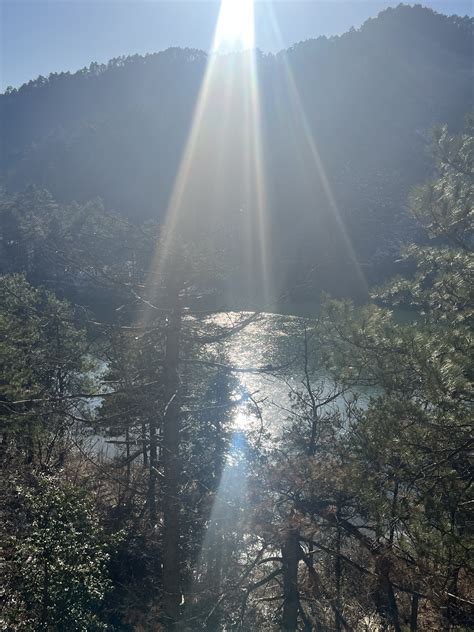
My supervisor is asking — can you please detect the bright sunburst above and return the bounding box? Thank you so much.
[213,0,255,52]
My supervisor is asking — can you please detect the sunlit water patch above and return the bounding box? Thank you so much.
[205,311,314,433]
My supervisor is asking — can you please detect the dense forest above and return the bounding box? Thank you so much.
[1,3,473,632]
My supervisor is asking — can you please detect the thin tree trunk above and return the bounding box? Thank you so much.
[282,527,300,631]
[162,285,182,628]
[125,426,131,487]
[374,556,402,632]
[335,503,343,632]
[148,411,158,525]
[141,421,148,467]
[410,593,420,631]
[25,420,34,464]
[389,479,399,545]
[387,580,402,632]
[303,326,319,456]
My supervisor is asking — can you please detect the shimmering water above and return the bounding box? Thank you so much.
[206,311,320,433]
[86,310,369,456]
[206,310,378,436]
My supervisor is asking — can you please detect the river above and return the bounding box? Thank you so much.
[85,308,375,458]
[205,310,345,436]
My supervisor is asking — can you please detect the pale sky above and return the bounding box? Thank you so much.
[1,1,472,91]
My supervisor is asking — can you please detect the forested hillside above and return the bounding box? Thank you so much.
[1,4,472,300]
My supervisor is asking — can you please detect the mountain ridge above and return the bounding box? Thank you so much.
[1,4,472,296]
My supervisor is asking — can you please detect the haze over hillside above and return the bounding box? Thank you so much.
[1,4,472,300]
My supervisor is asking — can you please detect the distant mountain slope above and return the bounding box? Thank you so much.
[1,4,472,297]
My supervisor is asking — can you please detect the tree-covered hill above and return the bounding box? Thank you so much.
[1,4,472,299]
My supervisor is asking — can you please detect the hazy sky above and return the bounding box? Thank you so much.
[1,1,472,91]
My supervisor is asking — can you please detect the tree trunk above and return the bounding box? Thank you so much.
[410,593,419,631]
[282,527,300,631]
[125,426,131,487]
[141,421,148,467]
[303,325,319,456]
[374,556,402,632]
[335,504,343,632]
[162,286,182,628]
[148,409,158,525]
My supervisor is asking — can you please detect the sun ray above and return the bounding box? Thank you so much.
[140,0,273,319]
[262,2,368,295]
[182,431,250,622]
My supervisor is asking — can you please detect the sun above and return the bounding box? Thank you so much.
[213,0,255,52]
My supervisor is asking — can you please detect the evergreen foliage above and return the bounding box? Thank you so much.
[2,474,114,631]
